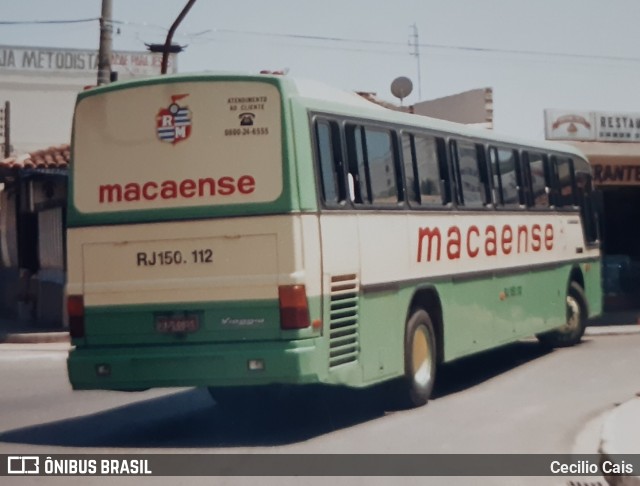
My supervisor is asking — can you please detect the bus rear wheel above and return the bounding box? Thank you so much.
[537,282,587,348]
[387,309,437,409]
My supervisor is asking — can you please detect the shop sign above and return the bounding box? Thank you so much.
[596,111,640,142]
[545,109,640,142]
[0,45,176,77]
[544,110,596,141]
[592,163,640,186]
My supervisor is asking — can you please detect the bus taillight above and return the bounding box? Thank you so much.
[67,295,85,338]
[278,285,310,330]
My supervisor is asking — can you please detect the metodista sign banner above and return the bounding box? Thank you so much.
[0,45,177,77]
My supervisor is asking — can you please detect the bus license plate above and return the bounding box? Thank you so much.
[155,314,200,334]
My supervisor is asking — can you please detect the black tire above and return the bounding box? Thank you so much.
[537,282,587,348]
[387,309,438,409]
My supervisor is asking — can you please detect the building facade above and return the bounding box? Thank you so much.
[545,109,640,309]
[0,44,176,154]
[0,45,176,326]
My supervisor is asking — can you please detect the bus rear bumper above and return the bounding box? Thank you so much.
[67,339,321,391]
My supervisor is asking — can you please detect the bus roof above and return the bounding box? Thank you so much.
[79,71,588,162]
[282,76,588,161]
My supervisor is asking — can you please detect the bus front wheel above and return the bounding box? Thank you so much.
[387,309,437,409]
[537,282,587,348]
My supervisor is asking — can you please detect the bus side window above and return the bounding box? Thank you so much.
[345,124,369,204]
[525,151,550,208]
[574,157,599,243]
[551,155,576,208]
[402,133,420,204]
[453,139,485,208]
[435,138,452,205]
[493,147,522,208]
[448,140,462,205]
[315,119,346,205]
[363,127,400,205]
[483,145,500,206]
[475,143,492,206]
[489,147,502,205]
[402,132,444,206]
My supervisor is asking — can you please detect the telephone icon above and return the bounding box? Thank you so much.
[239,112,255,126]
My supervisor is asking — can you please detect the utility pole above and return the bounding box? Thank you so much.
[409,23,423,101]
[97,0,113,85]
[1,101,10,158]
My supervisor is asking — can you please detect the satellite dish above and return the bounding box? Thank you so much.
[390,76,413,103]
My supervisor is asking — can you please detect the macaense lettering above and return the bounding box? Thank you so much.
[417,223,554,262]
[99,175,256,204]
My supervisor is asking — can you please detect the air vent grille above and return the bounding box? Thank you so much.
[328,274,359,368]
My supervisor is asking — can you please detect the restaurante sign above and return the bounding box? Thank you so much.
[544,109,640,142]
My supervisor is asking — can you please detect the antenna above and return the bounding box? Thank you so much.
[409,23,423,100]
[390,76,413,105]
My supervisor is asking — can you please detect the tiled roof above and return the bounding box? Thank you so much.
[0,144,70,171]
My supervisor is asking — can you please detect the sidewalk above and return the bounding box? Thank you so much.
[589,310,640,326]
[599,395,640,486]
[588,312,640,486]
[0,317,69,344]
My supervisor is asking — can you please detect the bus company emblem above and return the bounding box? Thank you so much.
[156,94,192,144]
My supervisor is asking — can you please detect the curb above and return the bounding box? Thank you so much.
[585,325,640,336]
[0,331,70,344]
[599,396,640,486]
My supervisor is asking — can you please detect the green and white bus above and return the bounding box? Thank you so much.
[66,72,602,407]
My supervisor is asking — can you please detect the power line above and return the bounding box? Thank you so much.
[182,26,640,65]
[422,42,640,64]
[5,17,640,66]
[212,27,406,47]
[0,18,98,25]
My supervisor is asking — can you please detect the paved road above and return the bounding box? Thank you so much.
[1,333,639,486]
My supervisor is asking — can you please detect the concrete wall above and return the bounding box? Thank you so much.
[413,87,494,128]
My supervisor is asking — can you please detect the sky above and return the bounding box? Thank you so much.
[2,0,640,139]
